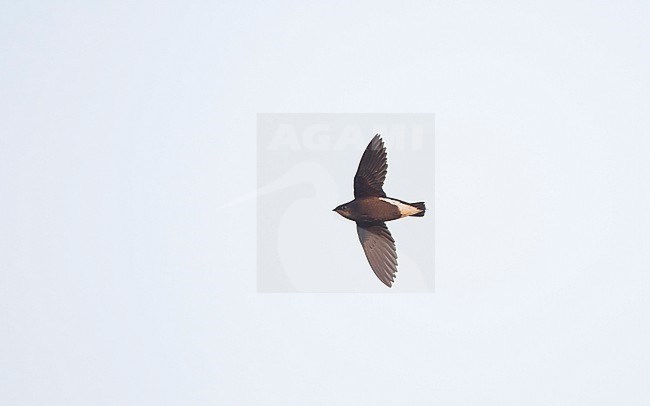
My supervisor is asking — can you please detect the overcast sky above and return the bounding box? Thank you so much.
[1,1,649,405]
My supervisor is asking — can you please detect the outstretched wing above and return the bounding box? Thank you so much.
[354,134,387,198]
[356,222,398,287]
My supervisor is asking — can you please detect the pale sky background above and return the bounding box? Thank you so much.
[1,1,649,405]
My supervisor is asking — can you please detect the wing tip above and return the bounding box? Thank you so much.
[371,134,385,151]
[381,273,396,288]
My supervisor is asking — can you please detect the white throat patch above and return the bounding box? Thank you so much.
[379,198,421,217]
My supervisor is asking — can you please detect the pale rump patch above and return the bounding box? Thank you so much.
[379,198,422,217]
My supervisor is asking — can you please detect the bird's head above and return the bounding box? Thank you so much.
[333,203,352,219]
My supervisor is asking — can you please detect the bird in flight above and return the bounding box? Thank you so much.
[333,134,426,287]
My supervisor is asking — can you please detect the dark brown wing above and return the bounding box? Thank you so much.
[354,134,387,198]
[356,222,398,287]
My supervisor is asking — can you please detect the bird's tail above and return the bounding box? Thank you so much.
[410,202,426,217]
